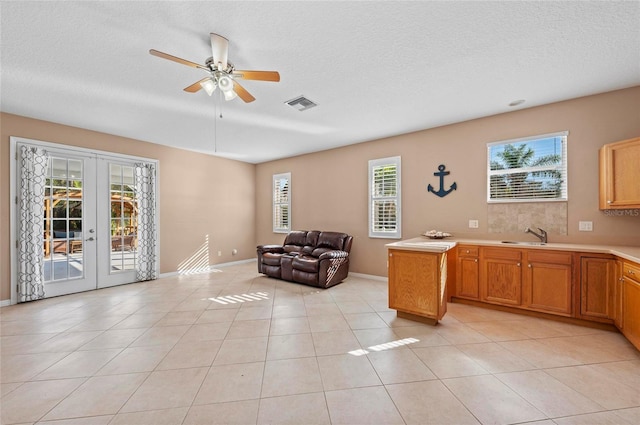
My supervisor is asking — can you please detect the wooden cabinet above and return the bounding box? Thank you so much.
[579,256,616,322]
[388,249,448,324]
[622,261,640,350]
[480,247,522,306]
[478,247,573,314]
[449,242,639,349]
[456,245,479,300]
[599,136,640,209]
[523,250,573,316]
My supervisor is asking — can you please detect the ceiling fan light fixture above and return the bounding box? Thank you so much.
[223,88,238,101]
[217,75,233,92]
[200,78,217,96]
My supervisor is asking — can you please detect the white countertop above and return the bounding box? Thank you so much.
[386,239,457,252]
[387,237,640,263]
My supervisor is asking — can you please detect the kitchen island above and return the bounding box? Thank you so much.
[386,239,457,325]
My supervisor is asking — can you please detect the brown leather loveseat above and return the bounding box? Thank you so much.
[256,230,353,288]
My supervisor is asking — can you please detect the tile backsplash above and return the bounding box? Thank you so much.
[488,202,568,235]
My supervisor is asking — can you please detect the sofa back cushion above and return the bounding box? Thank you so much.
[283,230,307,253]
[316,232,349,251]
[306,231,320,247]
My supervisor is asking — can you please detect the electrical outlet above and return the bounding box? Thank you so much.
[579,221,593,231]
[218,251,222,257]
[468,220,479,229]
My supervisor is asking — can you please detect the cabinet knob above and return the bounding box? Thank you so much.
[608,200,612,204]
[466,250,470,254]
[474,259,478,263]
[528,264,532,268]
[630,269,635,275]
[517,262,521,267]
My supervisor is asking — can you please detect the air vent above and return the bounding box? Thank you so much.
[285,95,317,111]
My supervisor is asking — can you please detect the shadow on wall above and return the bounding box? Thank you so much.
[177,234,212,275]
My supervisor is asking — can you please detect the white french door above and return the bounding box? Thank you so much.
[12,138,157,302]
[41,149,98,297]
[96,159,140,288]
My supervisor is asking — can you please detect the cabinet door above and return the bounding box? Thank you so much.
[481,248,522,306]
[456,245,479,299]
[599,137,640,209]
[622,275,640,351]
[614,259,624,329]
[388,249,442,319]
[523,251,573,316]
[580,257,616,320]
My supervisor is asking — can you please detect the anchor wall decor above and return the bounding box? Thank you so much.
[427,164,457,198]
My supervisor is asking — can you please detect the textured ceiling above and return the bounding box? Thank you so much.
[2,1,639,163]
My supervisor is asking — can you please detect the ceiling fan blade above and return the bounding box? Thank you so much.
[183,77,211,93]
[233,80,256,103]
[210,33,229,69]
[149,49,208,70]
[232,70,280,82]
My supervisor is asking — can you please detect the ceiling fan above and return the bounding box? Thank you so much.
[149,33,280,103]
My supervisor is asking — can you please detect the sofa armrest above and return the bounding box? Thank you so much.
[257,245,285,254]
[318,250,349,260]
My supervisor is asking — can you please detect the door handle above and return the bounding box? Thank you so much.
[86,237,95,241]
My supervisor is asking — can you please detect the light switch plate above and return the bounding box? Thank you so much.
[469,220,479,229]
[579,221,593,231]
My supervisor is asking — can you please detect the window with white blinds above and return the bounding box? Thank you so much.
[369,156,401,239]
[488,132,568,202]
[273,172,291,233]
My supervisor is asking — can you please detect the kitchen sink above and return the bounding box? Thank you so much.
[501,241,546,246]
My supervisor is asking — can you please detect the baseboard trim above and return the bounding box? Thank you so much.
[348,272,387,282]
[0,299,12,308]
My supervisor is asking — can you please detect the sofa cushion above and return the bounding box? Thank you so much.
[283,231,307,246]
[316,232,348,250]
[262,252,284,266]
[292,255,319,273]
[306,231,320,246]
[311,247,333,257]
[283,245,303,254]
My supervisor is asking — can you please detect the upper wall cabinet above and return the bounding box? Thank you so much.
[599,137,640,210]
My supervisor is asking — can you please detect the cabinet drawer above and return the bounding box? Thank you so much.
[623,261,640,281]
[482,247,522,261]
[528,250,572,265]
[458,245,479,257]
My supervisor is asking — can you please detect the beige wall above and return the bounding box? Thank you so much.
[2,87,639,301]
[1,113,256,301]
[256,87,640,277]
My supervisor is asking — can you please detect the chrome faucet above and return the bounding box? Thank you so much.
[525,227,547,243]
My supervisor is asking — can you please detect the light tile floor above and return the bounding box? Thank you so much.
[1,262,639,425]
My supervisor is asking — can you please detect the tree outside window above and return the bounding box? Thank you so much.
[488,133,567,202]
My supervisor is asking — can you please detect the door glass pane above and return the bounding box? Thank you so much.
[43,156,84,283]
[110,163,137,272]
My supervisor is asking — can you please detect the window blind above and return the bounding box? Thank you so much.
[487,132,568,202]
[273,172,290,233]
[369,156,401,238]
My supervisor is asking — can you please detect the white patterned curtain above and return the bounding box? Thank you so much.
[18,145,49,302]
[134,162,158,281]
